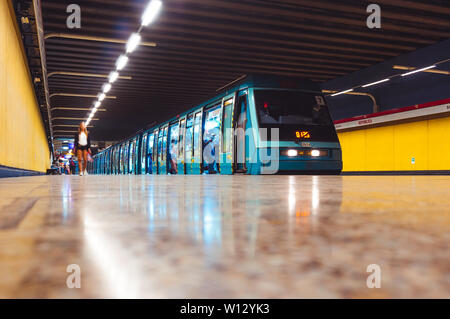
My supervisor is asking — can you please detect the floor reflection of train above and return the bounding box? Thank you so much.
[88,75,342,175]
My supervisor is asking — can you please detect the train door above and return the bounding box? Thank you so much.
[105,151,109,174]
[129,140,135,174]
[203,103,221,174]
[192,111,203,174]
[105,153,108,174]
[148,133,154,174]
[185,114,194,174]
[234,91,249,173]
[220,95,235,175]
[114,147,118,174]
[134,138,139,174]
[117,147,120,174]
[157,127,167,175]
[124,142,129,174]
[111,148,115,174]
[117,146,120,174]
[104,152,107,174]
[161,126,168,174]
[152,129,160,174]
[119,145,123,174]
[133,139,138,174]
[168,122,179,174]
[107,150,110,174]
[101,153,105,174]
[177,117,186,174]
[141,133,148,174]
[106,151,110,174]
[102,154,105,174]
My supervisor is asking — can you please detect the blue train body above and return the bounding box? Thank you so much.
[88,75,342,175]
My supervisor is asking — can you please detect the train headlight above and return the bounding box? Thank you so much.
[311,149,320,157]
[287,149,298,157]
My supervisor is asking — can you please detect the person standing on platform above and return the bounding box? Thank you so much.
[74,122,91,176]
[69,158,76,175]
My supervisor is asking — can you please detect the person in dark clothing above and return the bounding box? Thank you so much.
[69,158,76,175]
[74,122,91,176]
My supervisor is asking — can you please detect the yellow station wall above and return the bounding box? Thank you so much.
[338,116,450,172]
[0,0,50,172]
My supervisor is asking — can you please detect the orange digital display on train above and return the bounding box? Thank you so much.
[296,131,310,139]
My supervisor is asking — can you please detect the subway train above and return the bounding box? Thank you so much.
[87,75,342,175]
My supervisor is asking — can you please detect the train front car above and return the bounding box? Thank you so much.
[243,76,342,175]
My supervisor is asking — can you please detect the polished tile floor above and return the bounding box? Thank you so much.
[0,175,449,298]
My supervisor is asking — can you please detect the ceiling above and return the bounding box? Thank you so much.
[41,0,450,141]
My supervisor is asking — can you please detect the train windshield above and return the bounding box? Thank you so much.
[255,90,332,126]
[255,89,338,141]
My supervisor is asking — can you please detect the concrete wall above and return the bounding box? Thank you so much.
[338,116,450,172]
[0,0,50,173]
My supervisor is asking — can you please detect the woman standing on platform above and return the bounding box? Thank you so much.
[74,122,91,176]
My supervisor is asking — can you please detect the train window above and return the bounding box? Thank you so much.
[129,140,135,173]
[178,118,186,160]
[134,139,139,172]
[111,149,113,173]
[153,130,159,163]
[222,98,234,153]
[119,146,123,173]
[148,133,154,173]
[133,139,138,173]
[193,112,202,159]
[203,106,221,173]
[122,145,125,173]
[254,90,338,142]
[114,148,118,174]
[185,115,194,163]
[125,143,130,173]
[141,134,148,174]
[162,126,168,162]
[157,129,163,163]
[123,144,127,173]
[169,123,179,173]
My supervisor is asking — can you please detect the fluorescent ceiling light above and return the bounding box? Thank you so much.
[108,71,119,83]
[98,93,106,101]
[126,33,141,53]
[401,65,436,77]
[362,78,390,88]
[142,0,162,26]
[94,101,101,108]
[116,55,128,71]
[102,83,111,93]
[331,89,353,96]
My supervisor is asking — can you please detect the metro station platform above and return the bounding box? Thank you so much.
[0,175,448,298]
